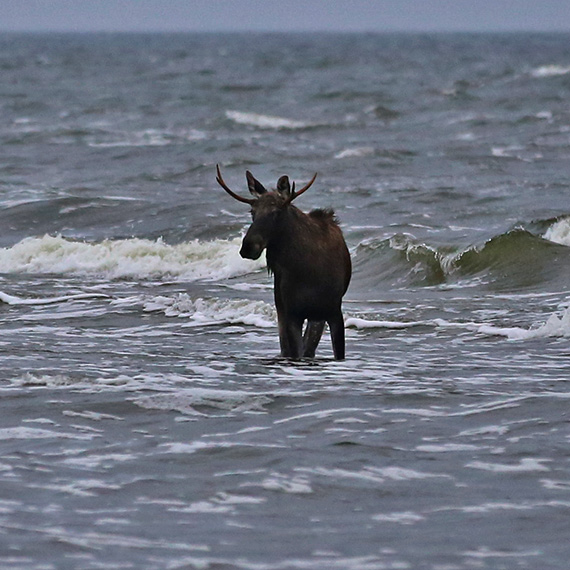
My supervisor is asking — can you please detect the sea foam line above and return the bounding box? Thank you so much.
[347,306,570,340]
[143,293,275,328]
[0,290,109,306]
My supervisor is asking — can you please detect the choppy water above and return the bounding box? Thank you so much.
[0,32,570,569]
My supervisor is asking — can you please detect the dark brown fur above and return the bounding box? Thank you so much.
[217,167,351,360]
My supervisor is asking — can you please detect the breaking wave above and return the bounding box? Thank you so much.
[0,235,265,281]
[354,217,570,290]
[543,217,570,246]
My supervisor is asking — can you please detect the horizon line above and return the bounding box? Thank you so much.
[1,27,568,35]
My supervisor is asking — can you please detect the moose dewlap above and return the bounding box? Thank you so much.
[216,165,351,360]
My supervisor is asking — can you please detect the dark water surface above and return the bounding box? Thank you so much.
[0,32,569,569]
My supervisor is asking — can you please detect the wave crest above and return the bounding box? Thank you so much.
[543,217,570,246]
[354,217,570,290]
[0,235,265,281]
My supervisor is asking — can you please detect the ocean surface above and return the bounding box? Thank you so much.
[0,32,569,569]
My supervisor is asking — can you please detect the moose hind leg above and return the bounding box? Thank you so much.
[303,320,325,358]
[328,311,346,360]
[278,315,304,359]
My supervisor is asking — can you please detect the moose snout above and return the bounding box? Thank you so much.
[240,236,265,260]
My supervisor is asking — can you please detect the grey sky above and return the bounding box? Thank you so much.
[1,0,569,33]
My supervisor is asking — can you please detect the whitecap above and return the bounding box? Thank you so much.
[372,511,425,524]
[334,147,375,159]
[544,217,570,246]
[87,128,207,148]
[491,145,542,161]
[0,426,95,441]
[260,473,313,494]
[491,145,522,158]
[171,492,265,515]
[62,453,136,468]
[0,234,265,281]
[416,443,482,453]
[530,64,570,78]
[464,546,542,559]
[225,110,313,130]
[296,466,386,485]
[466,458,551,473]
[375,466,449,481]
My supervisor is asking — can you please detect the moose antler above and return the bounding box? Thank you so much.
[216,164,255,205]
[284,172,318,205]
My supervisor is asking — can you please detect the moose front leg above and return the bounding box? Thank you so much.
[277,311,291,357]
[274,275,303,359]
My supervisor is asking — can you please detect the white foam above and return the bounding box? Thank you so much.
[0,290,109,306]
[62,453,135,468]
[491,145,521,158]
[348,306,570,341]
[416,443,481,453]
[143,294,276,328]
[530,65,570,78]
[372,511,425,524]
[345,317,431,329]
[133,388,273,415]
[225,110,313,130]
[0,235,265,281]
[430,305,570,340]
[87,128,207,148]
[544,217,570,246]
[260,473,313,494]
[470,307,570,340]
[334,147,375,159]
[0,427,94,441]
[296,466,386,485]
[467,458,550,473]
[491,145,542,161]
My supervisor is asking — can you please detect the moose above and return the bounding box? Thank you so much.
[216,165,351,360]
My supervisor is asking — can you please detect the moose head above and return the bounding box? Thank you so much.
[216,165,317,260]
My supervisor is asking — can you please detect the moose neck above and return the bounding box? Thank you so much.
[265,205,307,274]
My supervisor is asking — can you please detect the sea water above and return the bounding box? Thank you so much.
[0,32,569,569]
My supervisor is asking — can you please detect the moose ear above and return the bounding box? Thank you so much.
[246,171,266,198]
[276,175,291,198]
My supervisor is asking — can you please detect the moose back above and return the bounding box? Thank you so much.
[216,166,351,360]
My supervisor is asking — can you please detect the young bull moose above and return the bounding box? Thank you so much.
[216,165,351,360]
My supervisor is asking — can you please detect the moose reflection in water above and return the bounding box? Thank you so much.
[216,165,351,360]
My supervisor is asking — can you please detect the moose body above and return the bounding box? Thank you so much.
[216,166,351,360]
